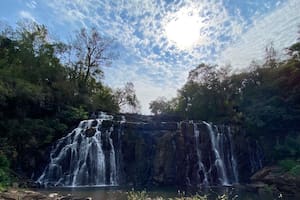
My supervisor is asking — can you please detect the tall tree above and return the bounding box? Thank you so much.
[71,27,114,83]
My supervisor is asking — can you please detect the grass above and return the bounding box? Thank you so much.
[126,190,240,200]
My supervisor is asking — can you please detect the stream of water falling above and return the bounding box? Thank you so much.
[37,113,120,187]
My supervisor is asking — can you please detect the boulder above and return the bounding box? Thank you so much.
[251,166,300,197]
[250,166,281,181]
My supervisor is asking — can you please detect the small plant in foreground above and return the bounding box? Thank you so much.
[127,189,149,200]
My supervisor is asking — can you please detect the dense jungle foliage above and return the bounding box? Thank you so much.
[0,22,139,186]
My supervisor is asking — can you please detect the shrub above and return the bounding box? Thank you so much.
[127,190,149,200]
[289,165,300,176]
[0,154,11,188]
[278,159,298,171]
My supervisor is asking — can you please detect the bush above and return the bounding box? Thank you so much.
[278,159,298,171]
[0,154,11,188]
[289,165,300,176]
[59,106,89,125]
[126,190,226,200]
[127,190,149,200]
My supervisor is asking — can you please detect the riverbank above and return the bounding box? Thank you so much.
[0,188,227,200]
[0,189,207,200]
[0,185,284,200]
[0,188,92,200]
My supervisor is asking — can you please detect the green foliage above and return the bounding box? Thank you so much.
[278,159,300,176]
[127,190,149,200]
[287,42,300,61]
[149,97,170,115]
[289,165,300,176]
[126,191,236,200]
[0,154,11,188]
[278,159,298,171]
[59,106,88,125]
[0,22,125,178]
[274,135,300,160]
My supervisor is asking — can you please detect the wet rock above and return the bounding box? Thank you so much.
[91,120,98,127]
[84,128,96,137]
[160,122,178,131]
[153,132,176,185]
[124,122,144,130]
[251,166,300,197]
[0,189,93,200]
[102,120,113,128]
[250,166,281,181]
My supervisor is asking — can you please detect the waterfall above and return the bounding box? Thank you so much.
[197,122,239,186]
[36,114,262,188]
[203,122,229,185]
[108,126,117,185]
[193,124,209,186]
[37,113,122,187]
[248,140,264,173]
[228,127,239,183]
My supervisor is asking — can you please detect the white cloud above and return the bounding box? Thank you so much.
[26,1,37,9]
[220,0,300,70]
[19,10,36,22]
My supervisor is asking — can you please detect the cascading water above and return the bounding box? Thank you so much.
[37,114,262,188]
[37,113,122,187]
[248,140,264,173]
[228,127,239,183]
[193,124,209,186]
[203,122,229,185]
[198,122,239,186]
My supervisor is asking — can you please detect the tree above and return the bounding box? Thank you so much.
[149,97,170,115]
[70,27,114,83]
[264,42,278,68]
[114,82,140,113]
[287,42,300,61]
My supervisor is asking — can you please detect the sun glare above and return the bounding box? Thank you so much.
[165,14,202,50]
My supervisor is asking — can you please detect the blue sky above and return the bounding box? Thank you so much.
[0,0,299,114]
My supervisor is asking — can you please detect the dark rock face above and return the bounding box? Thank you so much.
[120,120,262,188]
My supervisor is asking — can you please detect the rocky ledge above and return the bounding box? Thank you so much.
[250,166,300,197]
[0,189,92,200]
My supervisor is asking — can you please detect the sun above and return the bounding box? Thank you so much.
[165,13,203,50]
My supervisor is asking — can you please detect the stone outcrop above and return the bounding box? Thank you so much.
[251,166,300,197]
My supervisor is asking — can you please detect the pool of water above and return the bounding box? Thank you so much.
[36,185,291,200]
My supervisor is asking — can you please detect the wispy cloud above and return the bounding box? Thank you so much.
[26,1,37,9]
[220,0,300,71]
[19,10,36,22]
